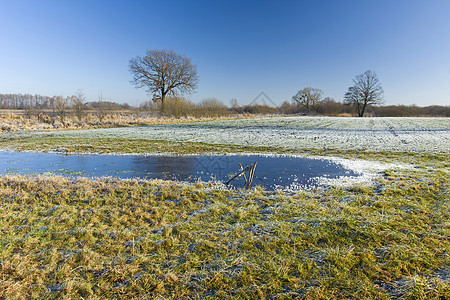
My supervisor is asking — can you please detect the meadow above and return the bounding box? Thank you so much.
[0,116,449,299]
[4,116,448,154]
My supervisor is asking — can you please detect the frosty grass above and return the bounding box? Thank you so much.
[56,116,450,154]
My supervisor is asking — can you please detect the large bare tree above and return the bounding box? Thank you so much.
[129,49,199,112]
[292,87,323,108]
[344,70,384,117]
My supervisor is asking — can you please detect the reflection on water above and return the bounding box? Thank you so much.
[0,151,360,191]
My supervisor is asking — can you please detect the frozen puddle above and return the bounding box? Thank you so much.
[0,151,383,191]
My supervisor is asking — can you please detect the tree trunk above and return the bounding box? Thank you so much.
[359,102,367,117]
[161,90,166,115]
[356,102,362,117]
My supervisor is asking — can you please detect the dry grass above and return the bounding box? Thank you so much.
[0,110,255,132]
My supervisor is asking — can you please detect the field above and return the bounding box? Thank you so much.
[3,116,448,154]
[0,116,449,299]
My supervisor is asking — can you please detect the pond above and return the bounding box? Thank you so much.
[0,151,361,191]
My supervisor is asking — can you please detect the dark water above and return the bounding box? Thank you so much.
[0,151,360,190]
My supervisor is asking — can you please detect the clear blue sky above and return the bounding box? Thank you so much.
[1,0,449,106]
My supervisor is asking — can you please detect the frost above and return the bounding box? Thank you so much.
[55,116,450,154]
[309,156,410,189]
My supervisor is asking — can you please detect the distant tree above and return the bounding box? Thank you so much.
[72,90,86,123]
[35,105,44,123]
[129,49,199,113]
[278,100,298,114]
[53,96,68,126]
[344,70,384,117]
[230,98,239,109]
[292,87,323,108]
[24,105,34,119]
[96,92,108,123]
[140,100,158,112]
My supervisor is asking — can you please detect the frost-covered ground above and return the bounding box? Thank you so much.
[56,116,450,154]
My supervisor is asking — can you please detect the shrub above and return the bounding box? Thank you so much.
[195,98,229,117]
[163,97,196,118]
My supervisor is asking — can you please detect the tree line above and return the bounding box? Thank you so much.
[278,99,450,117]
[1,91,448,119]
[2,49,448,118]
[0,91,135,127]
[0,93,130,110]
[0,93,67,109]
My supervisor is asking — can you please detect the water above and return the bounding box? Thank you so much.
[0,151,361,191]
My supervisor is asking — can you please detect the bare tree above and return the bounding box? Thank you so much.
[53,96,68,126]
[35,105,44,123]
[72,90,86,124]
[344,70,384,117]
[24,105,34,119]
[140,100,158,112]
[292,87,323,108]
[230,98,239,109]
[129,49,199,113]
[96,92,108,123]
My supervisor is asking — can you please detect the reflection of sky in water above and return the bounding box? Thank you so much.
[0,151,360,190]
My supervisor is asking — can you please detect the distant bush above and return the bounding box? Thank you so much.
[373,105,450,117]
[278,98,352,116]
[195,98,229,117]
[311,98,351,116]
[237,105,278,115]
[278,101,299,114]
[278,100,449,117]
[163,97,196,118]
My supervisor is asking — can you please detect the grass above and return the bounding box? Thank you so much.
[0,124,449,298]
[2,133,449,165]
[0,134,272,156]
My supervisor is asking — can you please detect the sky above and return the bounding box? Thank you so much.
[0,0,449,107]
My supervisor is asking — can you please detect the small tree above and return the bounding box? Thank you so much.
[96,92,108,123]
[53,96,68,126]
[72,90,86,124]
[230,98,239,109]
[129,49,199,113]
[24,105,34,119]
[292,87,323,108]
[344,70,384,117]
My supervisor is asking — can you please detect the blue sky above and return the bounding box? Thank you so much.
[0,0,449,106]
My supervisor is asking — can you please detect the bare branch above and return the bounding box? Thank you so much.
[292,87,323,108]
[129,49,199,113]
[344,70,384,117]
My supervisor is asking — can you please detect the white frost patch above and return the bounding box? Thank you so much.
[309,156,411,189]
